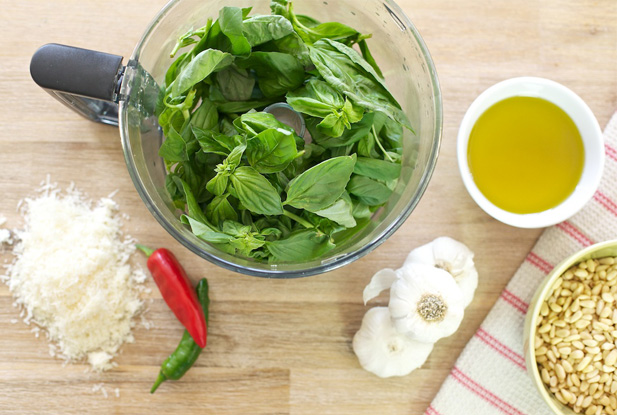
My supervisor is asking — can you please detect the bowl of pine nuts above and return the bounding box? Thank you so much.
[525,240,617,415]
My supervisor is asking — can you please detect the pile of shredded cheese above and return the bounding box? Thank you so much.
[1,179,147,371]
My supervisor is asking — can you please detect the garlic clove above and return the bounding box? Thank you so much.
[389,263,465,344]
[403,236,477,307]
[353,307,433,378]
[363,268,398,305]
[403,242,434,266]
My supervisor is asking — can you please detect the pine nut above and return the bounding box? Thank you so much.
[606,350,617,366]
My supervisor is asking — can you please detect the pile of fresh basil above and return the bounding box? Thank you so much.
[156,0,414,263]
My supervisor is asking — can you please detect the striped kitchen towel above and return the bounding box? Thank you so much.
[427,110,617,415]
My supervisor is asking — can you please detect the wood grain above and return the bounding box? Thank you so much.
[0,0,616,413]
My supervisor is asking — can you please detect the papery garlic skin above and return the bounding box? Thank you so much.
[363,268,398,305]
[353,307,433,378]
[404,236,477,307]
[389,263,465,343]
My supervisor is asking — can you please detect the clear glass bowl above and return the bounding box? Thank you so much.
[119,0,442,277]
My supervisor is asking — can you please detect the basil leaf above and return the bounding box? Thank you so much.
[178,157,210,203]
[270,0,290,19]
[266,229,335,262]
[230,166,283,215]
[242,15,295,46]
[282,2,358,45]
[309,39,412,130]
[182,215,234,243]
[158,125,189,162]
[358,39,383,78]
[295,14,321,28]
[307,112,374,148]
[234,112,294,137]
[357,131,379,158]
[206,142,246,195]
[294,21,359,44]
[172,49,234,97]
[193,126,231,156]
[225,141,247,169]
[343,98,364,123]
[312,192,356,228]
[215,65,255,101]
[352,200,373,219]
[222,220,252,237]
[219,117,239,135]
[246,128,298,174]
[313,99,364,138]
[321,38,388,93]
[317,113,348,138]
[267,33,311,66]
[286,78,345,118]
[223,220,269,256]
[206,194,238,225]
[179,179,208,224]
[353,157,401,181]
[165,173,184,206]
[190,98,219,131]
[380,114,404,150]
[159,124,199,162]
[230,235,266,256]
[206,173,229,196]
[347,175,393,205]
[284,154,356,211]
[216,99,279,114]
[238,51,304,98]
[331,217,371,245]
[260,227,282,239]
[218,7,251,57]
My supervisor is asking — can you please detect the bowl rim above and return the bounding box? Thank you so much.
[524,239,617,414]
[119,0,443,277]
[457,76,604,229]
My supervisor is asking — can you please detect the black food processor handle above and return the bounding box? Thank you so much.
[30,43,124,126]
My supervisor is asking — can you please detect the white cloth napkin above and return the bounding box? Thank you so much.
[427,111,617,415]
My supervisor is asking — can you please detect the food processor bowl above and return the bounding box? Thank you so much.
[32,0,442,277]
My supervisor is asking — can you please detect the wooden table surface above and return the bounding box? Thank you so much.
[0,0,616,414]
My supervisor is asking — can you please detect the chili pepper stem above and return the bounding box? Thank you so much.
[136,244,156,257]
[151,372,167,394]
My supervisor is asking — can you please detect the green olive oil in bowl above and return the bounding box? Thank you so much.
[467,96,584,214]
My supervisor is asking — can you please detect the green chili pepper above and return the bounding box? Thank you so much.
[151,278,210,393]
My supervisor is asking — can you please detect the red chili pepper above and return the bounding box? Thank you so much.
[136,244,207,348]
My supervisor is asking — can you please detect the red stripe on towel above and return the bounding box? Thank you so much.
[556,221,593,247]
[500,289,529,314]
[425,405,442,415]
[594,191,617,217]
[451,367,527,415]
[525,252,553,274]
[605,143,617,162]
[476,327,526,370]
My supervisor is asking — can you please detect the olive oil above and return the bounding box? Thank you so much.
[467,96,584,214]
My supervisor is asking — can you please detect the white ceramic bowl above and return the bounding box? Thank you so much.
[457,77,604,228]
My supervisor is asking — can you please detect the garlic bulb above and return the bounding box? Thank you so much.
[404,236,477,307]
[353,307,433,378]
[389,263,465,343]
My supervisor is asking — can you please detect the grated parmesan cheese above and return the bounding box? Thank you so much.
[2,180,147,371]
[0,229,11,245]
